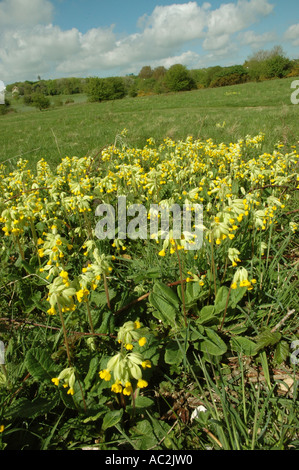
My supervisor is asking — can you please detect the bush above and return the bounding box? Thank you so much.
[31,93,51,110]
[264,55,292,79]
[87,77,126,102]
[210,65,249,87]
[0,98,11,115]
[164,64,197,92]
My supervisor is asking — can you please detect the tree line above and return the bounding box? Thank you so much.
[3,46,299,111]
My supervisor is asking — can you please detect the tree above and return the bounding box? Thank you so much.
[244,45,291,81]
[31,93,51,110]
[138,66,153,79]
[87,77,126,102]
[164,64,196,92]
[264,55,292,78]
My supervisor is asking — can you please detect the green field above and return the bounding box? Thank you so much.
[1,76,299,169]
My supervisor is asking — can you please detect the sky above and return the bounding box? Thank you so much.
[0,0,298,84]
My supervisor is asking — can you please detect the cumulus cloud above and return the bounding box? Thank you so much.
[0,0,276,83]
[284,24,299,46]
[0,0,53,28]
[238,30,276,49]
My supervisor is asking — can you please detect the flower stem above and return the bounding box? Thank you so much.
[174,242,187,327]
[57,302,72,365]
[86,299,95,334]
[103,273,111,310]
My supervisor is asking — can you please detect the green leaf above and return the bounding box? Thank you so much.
[83,406,107,423]
[149,291,178,328]
[229,286,247,308]
[21,260,35,274]
[153,281,180,308]
[134,396,154,408]
[25,348,58,382]
[164,340,184,365]
[198,327,227,356]
[84,356,99,389]
[6,395,59,419]
[214,286,229,314]
[273,340,289,365]
[178,281,203,308]
[97,310,115,334]
[254,328,281,353]
[102,409,123,431]
[197,305,216,325]
[230,336,257,356]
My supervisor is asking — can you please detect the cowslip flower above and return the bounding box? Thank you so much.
[137,379,148,388]
[99,369,112,381]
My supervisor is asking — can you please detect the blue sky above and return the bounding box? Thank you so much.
[0,0,298,83]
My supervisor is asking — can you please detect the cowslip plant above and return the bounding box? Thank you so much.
[51,367,76,395]
[99,320,152,397]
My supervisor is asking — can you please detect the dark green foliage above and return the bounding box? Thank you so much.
[30,93,51,110]
[87,76,126,102]
[210,65,249,87]
[0,98,11,115]
[164,64,197,92]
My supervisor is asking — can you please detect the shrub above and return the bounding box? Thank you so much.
[264,55,292,79]
[164,64,197,92]
[210,65,249,87]
[31,93,51,110]
[87,77,126,102]
[0,98,11,115]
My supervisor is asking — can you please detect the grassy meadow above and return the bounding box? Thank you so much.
[0,76,298,451]
[1,76,299,170]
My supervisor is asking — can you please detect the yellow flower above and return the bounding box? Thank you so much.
[0,425,5,433]
[111,381,123,393]
[99,369,111,381]
[138,337,147,347]
[134,320,141,329]
[231,282,238,289]
[125,343,133,351]
[59,270,69,280]
[137,379,148,389]
[240,279,251,287]
[38,248,45,258]
[67,387,74,395]
[123,382,133,396]
[51,377,60,386]
[47,307,56,315]
[159,249,166,257]
[142,360,151,369]
[76,288,89,302]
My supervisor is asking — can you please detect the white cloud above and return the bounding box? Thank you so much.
[140,2,208,47]
[0,0,277,83]
[0,0,53,28]
[206,0,273,36]
[284,24,299,46]
[239,30,276,48]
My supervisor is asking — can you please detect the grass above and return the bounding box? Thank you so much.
[1,76,299,170]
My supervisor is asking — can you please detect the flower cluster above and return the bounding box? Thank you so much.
[99,321,151,395]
